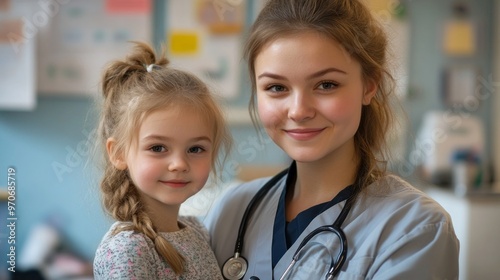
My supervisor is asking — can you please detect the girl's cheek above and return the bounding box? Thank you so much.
[136,163,158,183]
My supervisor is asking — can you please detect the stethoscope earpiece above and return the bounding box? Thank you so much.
[222,254,248,280]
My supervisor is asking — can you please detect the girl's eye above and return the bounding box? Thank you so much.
[318,81,339,90]
[188,146,205,154]
[149,145,165,153]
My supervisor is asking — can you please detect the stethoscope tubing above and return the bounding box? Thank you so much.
[223,169,289,280]
[295,226,348,272]
[279,198,352,280]
[233,168,288,254]
[224,167,356,280]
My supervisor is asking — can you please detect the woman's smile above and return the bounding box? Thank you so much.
[284,128,326,141]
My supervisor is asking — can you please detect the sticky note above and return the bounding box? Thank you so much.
[105,0,151,14]
[169,32,199,55]
[0,19,23,43]
[443,20,475,56]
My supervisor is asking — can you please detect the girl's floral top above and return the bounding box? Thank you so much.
[93,217,223,279]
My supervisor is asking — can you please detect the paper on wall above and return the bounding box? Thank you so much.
[37,0,152,96]
[0,0,36,110]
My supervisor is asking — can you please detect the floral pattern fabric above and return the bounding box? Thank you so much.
[93,217,223,280]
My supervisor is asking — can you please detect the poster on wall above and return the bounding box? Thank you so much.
[166,0,245,99]
[0,0,36,110]
[37,0,152,96]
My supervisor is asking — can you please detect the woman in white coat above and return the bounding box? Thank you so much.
[204,0,459,279]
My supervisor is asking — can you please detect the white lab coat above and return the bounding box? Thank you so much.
[203,174,459,280]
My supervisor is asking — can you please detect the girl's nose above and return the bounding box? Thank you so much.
[288,91,315,122]
[168,154,189,172]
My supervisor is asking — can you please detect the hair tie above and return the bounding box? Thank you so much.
[153,233,161,242]
[146,64,156,73]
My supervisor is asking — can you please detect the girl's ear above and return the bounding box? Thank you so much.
[106,138,127,170]
[362,79,377,105]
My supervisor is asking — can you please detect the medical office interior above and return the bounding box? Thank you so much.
[0,0,499,279]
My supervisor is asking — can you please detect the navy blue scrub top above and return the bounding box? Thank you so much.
[271,162,354,268]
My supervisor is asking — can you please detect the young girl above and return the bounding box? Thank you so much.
[204,0,459,279]
[93,42,231,279]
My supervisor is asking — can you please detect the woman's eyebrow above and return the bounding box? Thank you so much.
[257,72,287,80]
[307,67,347,79]
[257,67,347,81]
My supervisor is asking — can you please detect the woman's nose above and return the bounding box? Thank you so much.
[168,154,189,172]
[288,92,315,122]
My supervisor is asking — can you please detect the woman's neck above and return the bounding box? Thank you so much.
[286,142,359,221]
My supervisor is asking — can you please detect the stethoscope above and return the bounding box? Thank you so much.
[222,168,355,280]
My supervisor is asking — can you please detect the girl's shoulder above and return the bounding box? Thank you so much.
[94,222,160,279]
[179,216,210,241]
[97,222,155,256]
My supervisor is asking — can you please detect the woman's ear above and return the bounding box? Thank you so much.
[106,138,127,170]
[362,79,377,105]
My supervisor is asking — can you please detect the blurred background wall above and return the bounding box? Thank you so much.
[0,0,499,279]
[0,1,288,278]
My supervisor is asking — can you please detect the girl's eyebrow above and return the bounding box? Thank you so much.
[142,135,169,142]
[142,135,212,143]
[190,136,212,143]
[257,67,347,80]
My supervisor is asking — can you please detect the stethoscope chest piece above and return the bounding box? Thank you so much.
[222,254,248,280]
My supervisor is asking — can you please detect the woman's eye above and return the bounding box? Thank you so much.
[267,84,286,92]
[149,145,165,153]
[318,81,339,90]
[188,146,205,154]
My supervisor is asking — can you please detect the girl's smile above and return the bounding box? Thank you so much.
[159,179,190,188]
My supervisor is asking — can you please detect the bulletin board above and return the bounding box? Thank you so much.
[0,0,36,110]
[165,0,246,100]
[37,0,152,96]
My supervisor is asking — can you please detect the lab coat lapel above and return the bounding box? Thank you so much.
[245,176,286,280]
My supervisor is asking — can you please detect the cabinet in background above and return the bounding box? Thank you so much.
[426,187,500,280]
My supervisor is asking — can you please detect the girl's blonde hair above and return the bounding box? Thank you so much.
[244,0,395,196]
[97,41,232,274]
